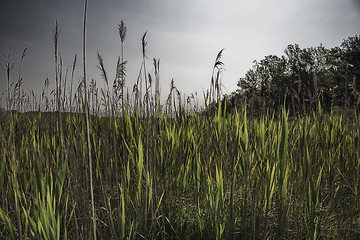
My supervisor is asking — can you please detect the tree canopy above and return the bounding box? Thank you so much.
[229,35,360,116]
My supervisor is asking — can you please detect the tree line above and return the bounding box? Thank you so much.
[227,35,360,117]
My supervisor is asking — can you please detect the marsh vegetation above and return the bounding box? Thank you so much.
[0,2,360,239]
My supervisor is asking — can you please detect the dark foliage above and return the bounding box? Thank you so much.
[230,35,360,117]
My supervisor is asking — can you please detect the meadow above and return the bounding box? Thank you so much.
[1,2,360,239]
[1,99,360,239]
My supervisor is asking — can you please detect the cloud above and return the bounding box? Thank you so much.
[1,0,360,106]
[352,0,360,10]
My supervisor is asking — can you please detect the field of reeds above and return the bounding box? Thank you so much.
[1,2,360,239]
[1,100,360,239]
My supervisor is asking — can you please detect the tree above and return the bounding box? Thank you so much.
[231,35,360,116]
[340,35,360,110]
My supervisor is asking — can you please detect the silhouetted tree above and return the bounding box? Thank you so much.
[231,35,360,116]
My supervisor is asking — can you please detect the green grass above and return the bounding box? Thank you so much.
[0,104,360,239]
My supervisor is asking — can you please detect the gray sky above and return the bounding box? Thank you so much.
[1,0,360,106]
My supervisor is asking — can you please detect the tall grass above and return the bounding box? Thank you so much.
[1,6,360,240]
[1,96,360,239]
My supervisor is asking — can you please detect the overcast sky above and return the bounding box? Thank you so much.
[1,0,360,106]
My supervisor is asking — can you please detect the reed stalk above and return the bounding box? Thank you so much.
[82,0,96,239]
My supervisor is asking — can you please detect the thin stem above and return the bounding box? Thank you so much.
[82,0,97,239]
